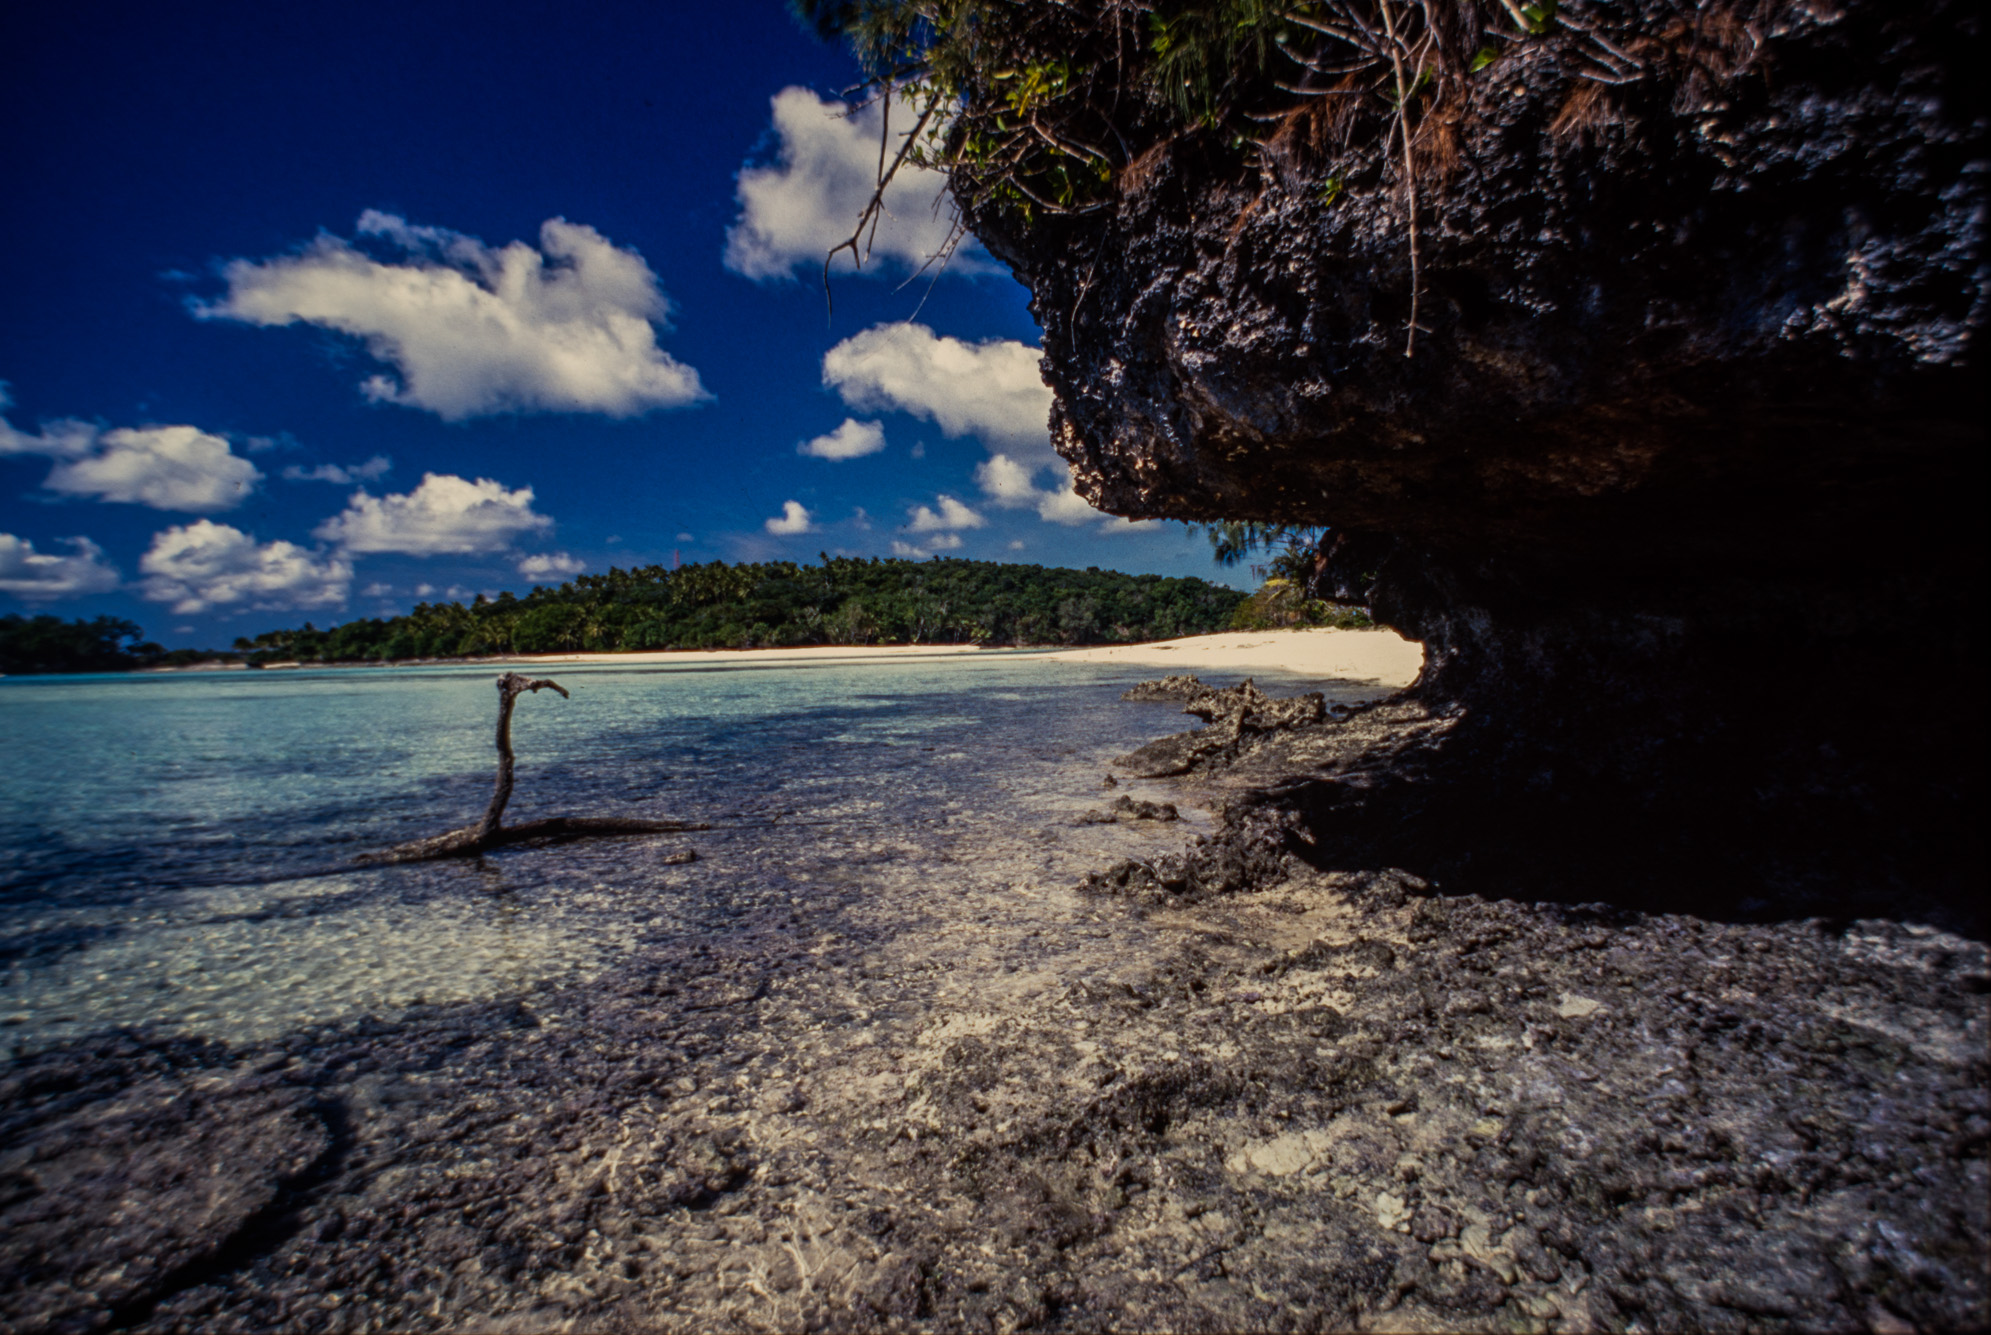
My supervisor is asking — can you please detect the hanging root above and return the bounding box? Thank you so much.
[1378,0,1423,358]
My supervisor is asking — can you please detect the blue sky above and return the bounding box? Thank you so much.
[0,0,1236,646]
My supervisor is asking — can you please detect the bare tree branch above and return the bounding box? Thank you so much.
[359,672,705,866]
[475,673,568,842]
[822,94,940,320]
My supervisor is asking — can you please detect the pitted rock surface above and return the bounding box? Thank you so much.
[0,1041,331,1332]
[1,717,1985,1333]
[1116,678,1329,778]
[961,0,1986,922]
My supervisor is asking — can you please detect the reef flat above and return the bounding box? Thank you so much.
[5,678,1983,1334]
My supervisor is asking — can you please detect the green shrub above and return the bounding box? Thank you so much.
[1230,579,1375,630]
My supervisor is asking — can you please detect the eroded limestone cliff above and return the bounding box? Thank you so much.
[959,0,1985,920]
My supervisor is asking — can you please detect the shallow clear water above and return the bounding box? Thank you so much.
[0,654,1263,1057]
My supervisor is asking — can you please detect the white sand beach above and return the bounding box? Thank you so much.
[502,628,1424,689]
[1039,627,1424,684]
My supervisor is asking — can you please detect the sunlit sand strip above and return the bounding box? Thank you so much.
[489,629,1425,684]
[498,643,986,668]
[1038,627,1424,686]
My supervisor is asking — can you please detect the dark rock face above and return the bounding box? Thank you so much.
[1115,678,1329,777]
[966,0,1986,916]
[1074,794,1181,825]
[0,1036,333,1332]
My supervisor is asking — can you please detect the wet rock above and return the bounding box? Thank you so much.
[1078,816,1294,906]
[1113,731,1219,781]
[1412,1205,1457,1244]
[1074,796,1180,826]
[0,1056,330,1332]
[1117,679,1328,778]
[1120,675,1214,704]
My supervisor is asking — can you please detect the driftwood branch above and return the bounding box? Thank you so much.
[359,672,707,866]
[477,673,567,842]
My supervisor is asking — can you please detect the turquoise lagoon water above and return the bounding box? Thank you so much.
[0,653,1230,1058]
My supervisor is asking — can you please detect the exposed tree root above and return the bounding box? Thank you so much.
[357,673,708,867]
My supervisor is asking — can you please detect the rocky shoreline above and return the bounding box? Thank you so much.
[4,681,1986,1333]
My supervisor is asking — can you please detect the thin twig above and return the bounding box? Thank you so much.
[822,93,939,321]
[904,219,969,324]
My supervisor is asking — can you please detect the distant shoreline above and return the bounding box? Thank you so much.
[485,627,1422,688]
[142,628,1424,688]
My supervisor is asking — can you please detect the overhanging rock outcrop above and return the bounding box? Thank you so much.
[959,0,1985,918]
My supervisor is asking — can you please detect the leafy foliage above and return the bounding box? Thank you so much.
[0,615,167,674]
[1199,521,1331,589]
[229,557,1248,663]
[789,1,1594,226]
[793,0,1749,253]
[1228,578,1374,630]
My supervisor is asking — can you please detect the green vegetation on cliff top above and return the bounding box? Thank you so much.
[792,0,1570,223]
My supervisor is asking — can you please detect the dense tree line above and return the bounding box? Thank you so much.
[0,614,228,674]
[231,556,1248,662]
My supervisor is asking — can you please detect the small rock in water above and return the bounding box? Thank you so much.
[1075,796,1180,825]
[1120,675,1210,702]
[662,848,698,865]
[1116,678,1327,777]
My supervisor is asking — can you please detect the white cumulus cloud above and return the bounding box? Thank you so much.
[823,323,1052,457]
[0,401,95,461]
[0,534,121,599]
[518,551,586,582]
[973,454,1041,506]
[314,473,553,556]
[283,456,391,484]
[1035,470,1105,525]
[907,495,985,532]
[41,426,262,512]
[973,454,1106,525]
[765,500,814,535]
[891,533,963,558]
[139,520,353,615]
[725,88,986,282]
[198,212,707,420]
[799,417,886,460]
[4,392,261,512]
